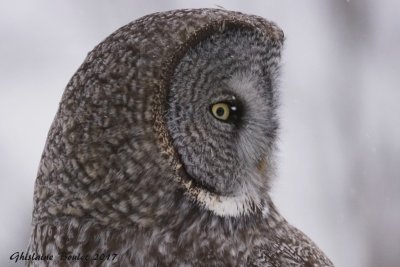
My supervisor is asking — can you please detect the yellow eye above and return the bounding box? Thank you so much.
[211,103,230,121]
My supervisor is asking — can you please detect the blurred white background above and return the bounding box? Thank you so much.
[1,1,399,266]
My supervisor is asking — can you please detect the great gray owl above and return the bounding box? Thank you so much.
[27,8,334,267]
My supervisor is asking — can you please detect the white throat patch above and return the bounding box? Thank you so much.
[174,172,265,217]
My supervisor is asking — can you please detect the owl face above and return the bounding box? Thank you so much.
[166,28,280,215]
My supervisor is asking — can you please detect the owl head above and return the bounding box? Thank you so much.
[32,9,284,228]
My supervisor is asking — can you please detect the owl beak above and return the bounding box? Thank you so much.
[256,156,267,174]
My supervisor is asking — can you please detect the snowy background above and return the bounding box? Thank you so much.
[1,1,399,266]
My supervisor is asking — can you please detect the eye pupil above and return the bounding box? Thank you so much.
[216,107,225,117]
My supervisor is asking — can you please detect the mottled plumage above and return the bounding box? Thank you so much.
[28,8,334,266]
